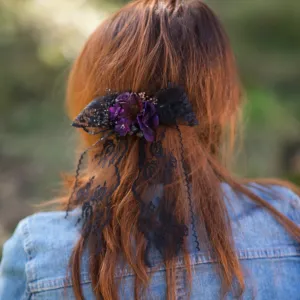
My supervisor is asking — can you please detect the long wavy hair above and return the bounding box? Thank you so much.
[61,0,300,299]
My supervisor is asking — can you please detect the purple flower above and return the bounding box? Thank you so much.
[109,92,143,137]
[108,92,159,140]
[109,105,124,121]
[115,118,131,136]
[137,102,159,142]
[115,92,142,120]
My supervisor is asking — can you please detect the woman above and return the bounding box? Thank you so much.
[1,0,300,299]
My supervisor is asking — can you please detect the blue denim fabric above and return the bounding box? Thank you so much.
[1,184,300,300]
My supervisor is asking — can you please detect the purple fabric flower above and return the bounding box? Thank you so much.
[108,92,159,140]
[115,118,131,136]
[115,92,142,120]
[137,102,159,142]
[109,105,124,121]
[109,92,143,137]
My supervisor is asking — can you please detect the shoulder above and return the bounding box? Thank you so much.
[0,211,78,299]
[223,183,300,221]
[8,210,86,293]
[23,210,81,247]
[222,183,300,255]
[14,210,81,260]
[0,218,28,299]
[22,208,82,259]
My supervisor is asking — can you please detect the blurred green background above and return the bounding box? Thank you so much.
[0,0,299,245]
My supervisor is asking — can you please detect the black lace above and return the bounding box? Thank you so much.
[66,84,200,263]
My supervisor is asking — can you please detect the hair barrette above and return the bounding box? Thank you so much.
[72,85,198,142]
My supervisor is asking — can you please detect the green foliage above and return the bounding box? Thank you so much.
[0,1,75,234]
[286,174,300,186]
[0,5,69,132]
[208,0,300,96]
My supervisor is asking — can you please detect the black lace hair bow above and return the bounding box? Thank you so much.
[72,85,198,141]
[67,84,200,265]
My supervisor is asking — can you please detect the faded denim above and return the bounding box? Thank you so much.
[1,184,300,299]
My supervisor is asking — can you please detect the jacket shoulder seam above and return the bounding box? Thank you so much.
[22,216,37,286]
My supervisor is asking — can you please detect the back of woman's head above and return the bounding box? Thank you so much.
[64,1,300,299]
[67,0,240,150]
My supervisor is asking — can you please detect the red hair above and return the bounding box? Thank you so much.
[61,0,300,299]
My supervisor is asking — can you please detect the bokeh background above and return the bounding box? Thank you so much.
[0,0,299,247]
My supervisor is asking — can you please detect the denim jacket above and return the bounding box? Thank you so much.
[1,184,300,300]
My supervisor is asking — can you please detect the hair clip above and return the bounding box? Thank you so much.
[72,85,198,142]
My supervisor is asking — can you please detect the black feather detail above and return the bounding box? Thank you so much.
[72,93,118,130]
[155,85,198,126]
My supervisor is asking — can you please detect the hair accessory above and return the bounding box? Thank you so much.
[72,85,198,142]
[66,84,200,264]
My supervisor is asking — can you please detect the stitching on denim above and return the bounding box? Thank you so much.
[21,289,32,300]
[28,246,300,293]
[188,246,300,266]
[21,217,36,295]
[29,273,91,293]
